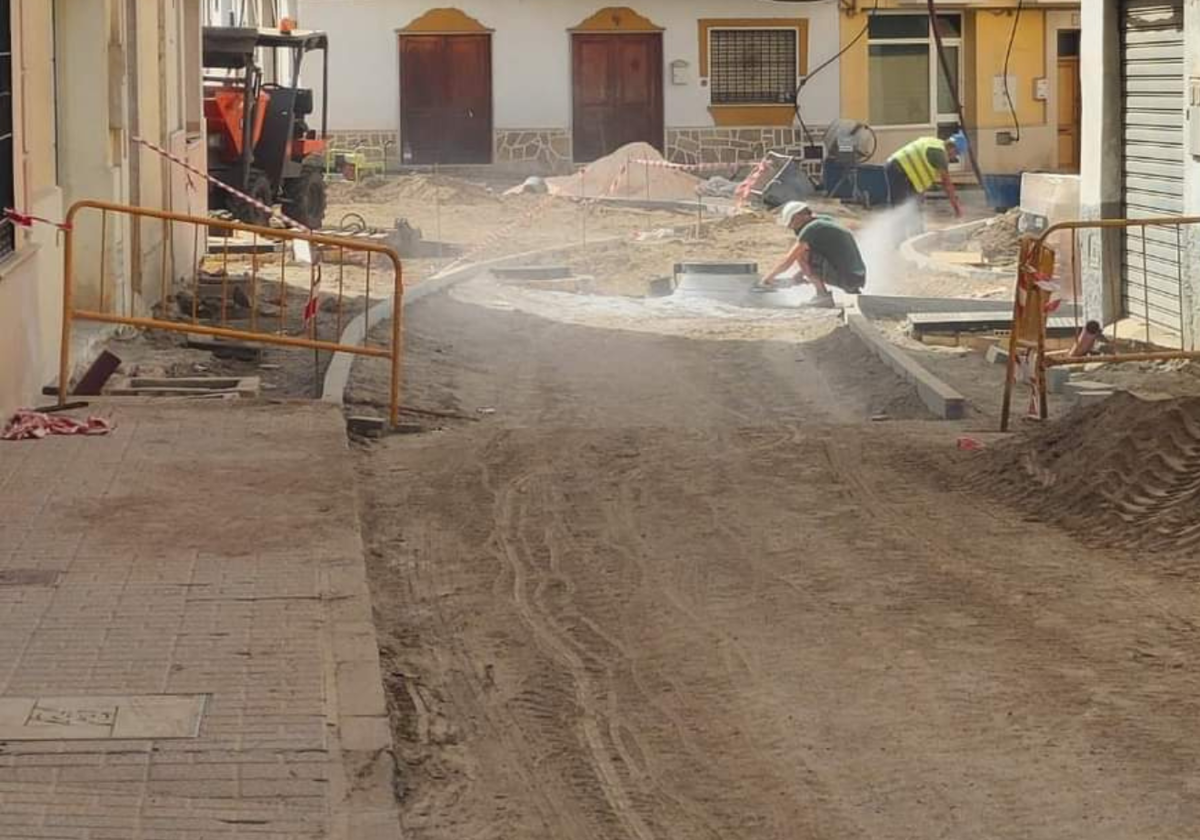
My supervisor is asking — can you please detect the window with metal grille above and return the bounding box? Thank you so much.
[710,29,798,105]
[0,0,13,259]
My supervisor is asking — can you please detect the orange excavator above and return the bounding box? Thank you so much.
[203,25,329,228]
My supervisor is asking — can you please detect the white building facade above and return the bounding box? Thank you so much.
[297,0,843,171]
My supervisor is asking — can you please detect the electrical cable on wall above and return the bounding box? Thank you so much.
[926,0,987,190]
[1001,0,1025,142]
[791,0,880,185]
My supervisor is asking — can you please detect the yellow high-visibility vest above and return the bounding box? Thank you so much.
[888,137,946,194]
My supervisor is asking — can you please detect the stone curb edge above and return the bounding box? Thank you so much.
[842,302,968,421]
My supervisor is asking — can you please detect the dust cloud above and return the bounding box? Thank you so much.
[858,199,921,295]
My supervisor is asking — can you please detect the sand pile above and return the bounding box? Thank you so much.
[968,393,1200,558]
[546,142,704,202]
[328,173,498,205]
[967,208,1021,265]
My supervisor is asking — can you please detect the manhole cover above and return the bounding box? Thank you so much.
[0,570,60,587]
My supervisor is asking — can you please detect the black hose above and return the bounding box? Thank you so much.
[1001,0,1025,142]
[339,212,368,233]
[793,0,881,186]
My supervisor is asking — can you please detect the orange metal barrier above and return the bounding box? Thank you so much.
[58,200,404,425]
[1000,215,1200,431]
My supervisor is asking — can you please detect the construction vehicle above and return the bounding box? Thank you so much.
[202,25,329,228]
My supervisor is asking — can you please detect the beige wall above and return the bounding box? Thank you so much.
[0,1,64,417]
[0,0,204,417]
[839,2,1079,177]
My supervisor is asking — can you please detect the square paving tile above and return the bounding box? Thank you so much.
[0,694,207,741]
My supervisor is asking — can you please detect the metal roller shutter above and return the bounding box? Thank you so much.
[1120,0,1186,334]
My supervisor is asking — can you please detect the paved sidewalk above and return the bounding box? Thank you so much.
[0,402,398,839]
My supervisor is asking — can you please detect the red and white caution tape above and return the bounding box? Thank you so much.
[4,208,71,231]
[132,136,310,233]
[735,157,775,208]
[441,151,778,273]
[628,159,742,172]
[132,135,330,323]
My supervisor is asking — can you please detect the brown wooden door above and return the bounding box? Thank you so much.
[399,34,492,165]
[571,33,663,162]
[1057,57,1081,172]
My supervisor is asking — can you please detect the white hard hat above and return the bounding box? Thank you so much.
[779,201,811,227]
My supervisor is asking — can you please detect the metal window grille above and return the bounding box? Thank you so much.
[0,0,13,258]
[710,29,797,106]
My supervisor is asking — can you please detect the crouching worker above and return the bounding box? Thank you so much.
[760,201,866,309]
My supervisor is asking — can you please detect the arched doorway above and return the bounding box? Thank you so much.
[570,7,664,162]
[398,9,494,165]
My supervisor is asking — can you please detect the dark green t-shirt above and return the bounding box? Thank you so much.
[797,216,866,281]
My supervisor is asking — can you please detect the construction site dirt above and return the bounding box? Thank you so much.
[84,169,1200,838]
[352,277,1200,838]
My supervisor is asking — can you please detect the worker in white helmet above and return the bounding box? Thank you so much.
[760,201,866,308]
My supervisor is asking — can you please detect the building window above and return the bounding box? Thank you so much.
[709,28,799,105]
[868,13,962,128]
[0,0,13,259]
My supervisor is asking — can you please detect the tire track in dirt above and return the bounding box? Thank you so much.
[535,462,728,840]
[398,447,587,840]
[974,396,1200,558]
[483,451,658,840]
[360,294,1200,838]
[602,445,871,840]
[822,432,1200,829]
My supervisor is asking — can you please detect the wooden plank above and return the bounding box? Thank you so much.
[73,350,122,397]
[929,250,987,266]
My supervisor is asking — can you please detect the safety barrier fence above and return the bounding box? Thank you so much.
[1000,215,1200,431]
[57,200,406,425]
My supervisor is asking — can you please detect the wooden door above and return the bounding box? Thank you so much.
[399,34,492,165]
[571,33,663,162]
[1057,57,1081,171]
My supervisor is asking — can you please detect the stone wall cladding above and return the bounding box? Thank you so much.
[326,130,401,168]
[494,129,573,174]
[323,126,824,176]
[666,127,823,167]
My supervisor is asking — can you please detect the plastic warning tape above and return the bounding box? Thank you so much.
[133,135,327,322]
[628,159,741,172]
[443,162,638,273]
[735,157,774,208]
[132,135,310,233]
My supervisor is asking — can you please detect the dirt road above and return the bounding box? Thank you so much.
[356,291,1200,839]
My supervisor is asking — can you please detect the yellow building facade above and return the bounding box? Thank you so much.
[837,1,1081,176]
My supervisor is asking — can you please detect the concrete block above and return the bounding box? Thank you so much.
[1046,366,1071,394]
[1075,389,1115,407]
[492,265,572,281]
[844,313,968,420]
[347,415,386,438]
[1064,379,1117,398]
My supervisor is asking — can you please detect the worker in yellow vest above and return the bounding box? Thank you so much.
[885,134,964,218]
